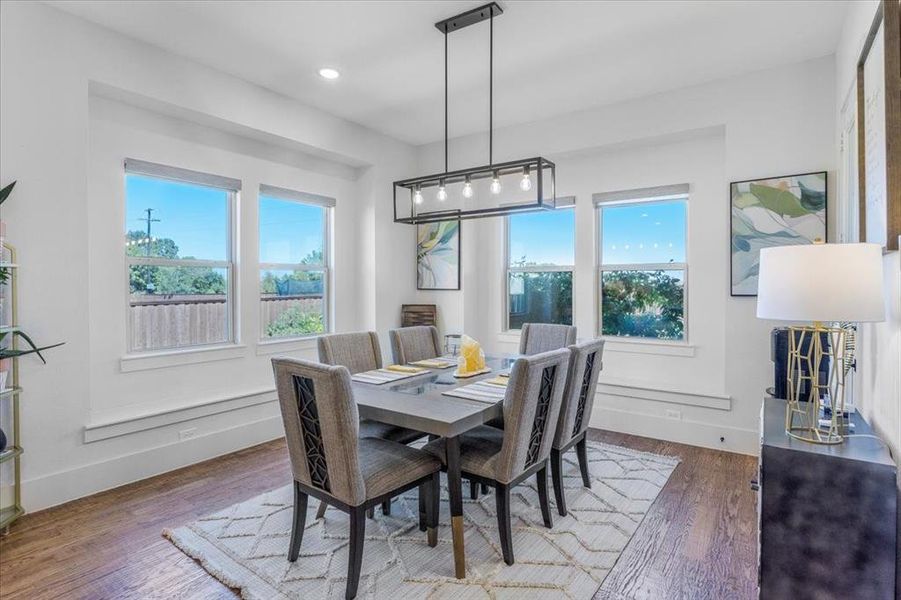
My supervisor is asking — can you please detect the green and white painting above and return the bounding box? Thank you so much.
[731,172,826,296]
[417,220,460,290]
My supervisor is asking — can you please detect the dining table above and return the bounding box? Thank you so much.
[350,354,517,579]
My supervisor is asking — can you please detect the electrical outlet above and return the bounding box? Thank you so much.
[179,427,197,441]
[664,409,682,420]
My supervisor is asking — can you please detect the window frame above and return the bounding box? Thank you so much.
[595,194,689,344]
[258,186,333,341]
[123,161,238,355]
[503,202,576,332]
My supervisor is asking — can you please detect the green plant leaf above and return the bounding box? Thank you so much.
[0,181,15,206]
[0,330,64,364]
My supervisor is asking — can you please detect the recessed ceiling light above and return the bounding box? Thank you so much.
[318,67,340,80]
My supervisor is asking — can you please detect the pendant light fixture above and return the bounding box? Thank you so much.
[393,2,556,224]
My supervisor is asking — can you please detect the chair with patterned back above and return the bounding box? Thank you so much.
[423,348,571,565]
[389,325,442,365]
[549,339,605,516]
[272,357,441,599]
[519,323,577,355]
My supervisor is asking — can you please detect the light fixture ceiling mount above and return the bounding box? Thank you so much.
[393,2,556,224]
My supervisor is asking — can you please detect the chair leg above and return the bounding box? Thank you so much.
[550,448,567,516]
[366,507,375,519]
[469,479,478,499]
[288,482,308,562]
[495,483,514,565]
[536,463,553,528]
[346,507,366,599]
[381,499,391,516]
[316,500,328,520]
[418,486,427,532]
[575,436,591,488]
[426,472,439,547]
[481,483,489,494]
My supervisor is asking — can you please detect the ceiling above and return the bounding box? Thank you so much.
[48,1,848,146]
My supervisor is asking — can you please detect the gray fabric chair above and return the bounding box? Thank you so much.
[550,339,605,516]
[317,331,426,519]
[423,349,571,565]
[519,323,577,355]
[272,357,441,599]
[389,325,442,365]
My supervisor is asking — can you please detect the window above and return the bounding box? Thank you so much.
[124,159,238,353]
[505,203,574,330]
[259,184,333,339]
[596,186,688,341]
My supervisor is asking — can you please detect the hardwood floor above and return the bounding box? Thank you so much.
[0,430,759,599]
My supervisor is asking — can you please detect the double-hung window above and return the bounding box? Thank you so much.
[124,159,238,353]
[259,184,333,339]
[595,185,688,341]
[505,201,575,330]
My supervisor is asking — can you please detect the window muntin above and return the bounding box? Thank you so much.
[125,170,235,353]
[505,208,575,330]
[259,190,330,339]
[598,198,687,341]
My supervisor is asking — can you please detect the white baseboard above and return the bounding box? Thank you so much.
[23,416,285,513]
[591,405,759,456]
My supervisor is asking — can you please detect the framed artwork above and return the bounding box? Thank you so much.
[730,171,827,296]
[416,220,460,290]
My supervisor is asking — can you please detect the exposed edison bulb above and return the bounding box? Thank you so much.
[413,186,423,205]
[519,167,532,192]
[490,172,502,195]
[462,176,473,199]
[437,179,447,201]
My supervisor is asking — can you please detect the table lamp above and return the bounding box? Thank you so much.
[756,243,885,444]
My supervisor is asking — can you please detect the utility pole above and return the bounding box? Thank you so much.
[140,208,160,257]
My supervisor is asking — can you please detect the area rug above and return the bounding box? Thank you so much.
[164,442,679,599]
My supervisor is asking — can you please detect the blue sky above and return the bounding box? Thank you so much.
[125,176,323,263]
[509,209,575,266]
[601,201,686,264]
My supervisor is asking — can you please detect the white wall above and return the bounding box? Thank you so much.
[0,1,418,511]
[418,56,837,455]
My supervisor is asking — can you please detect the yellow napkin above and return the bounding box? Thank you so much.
[410,358,455,368]
[457,335,486,375]
[483,376,509,387]
[385,364,426,374]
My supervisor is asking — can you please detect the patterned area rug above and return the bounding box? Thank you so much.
[164,442,679,599]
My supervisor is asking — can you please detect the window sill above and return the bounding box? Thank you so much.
[255,336,320,356]
[601,337,695,357]
[120,343,247,373]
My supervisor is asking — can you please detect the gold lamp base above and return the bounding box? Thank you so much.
[784,323,850,445]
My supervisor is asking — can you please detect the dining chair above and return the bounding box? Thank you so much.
[550,338,605,516]
[272,357,441,599]
[519,323,577,355]
[422,348,571,565]
[317,331,426,518]
[389,325,442,365]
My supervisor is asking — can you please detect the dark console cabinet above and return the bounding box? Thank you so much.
[758,397,898,600]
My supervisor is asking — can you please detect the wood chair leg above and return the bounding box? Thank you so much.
[346,507,366,599]
[381,500,391,516]
[550,447,567,516]
[469,479,478,499]
[418,486,427,532]
[495,483,514,565]
[575,436,591,488]
[366,507,375,519]
[426,472,439,547]
[536,463,553,528]
[288,482,308,562]
[316,500,328,520]
[481,483,489,494]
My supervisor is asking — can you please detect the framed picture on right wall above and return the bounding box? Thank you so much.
[730,171,827,296]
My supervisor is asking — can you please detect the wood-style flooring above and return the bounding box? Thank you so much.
[0,430,759,599]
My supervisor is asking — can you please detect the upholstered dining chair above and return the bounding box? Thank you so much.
[389,325,442,365]
[272,357,441,600]
[422,348,571,565]
[519,323,577,355]
[317,331,426,518]
[550,338,605,516]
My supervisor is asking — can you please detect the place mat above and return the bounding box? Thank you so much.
[408,357,456,369]
[351,369,422,385]
[442,381,506,404]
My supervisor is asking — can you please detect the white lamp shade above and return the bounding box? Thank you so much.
[756,243,886,323]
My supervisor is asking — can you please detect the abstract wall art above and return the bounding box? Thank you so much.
[416,220,460,290]
[730,171,827,296]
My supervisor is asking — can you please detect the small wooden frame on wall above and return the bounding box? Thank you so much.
[857,0,901,252]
